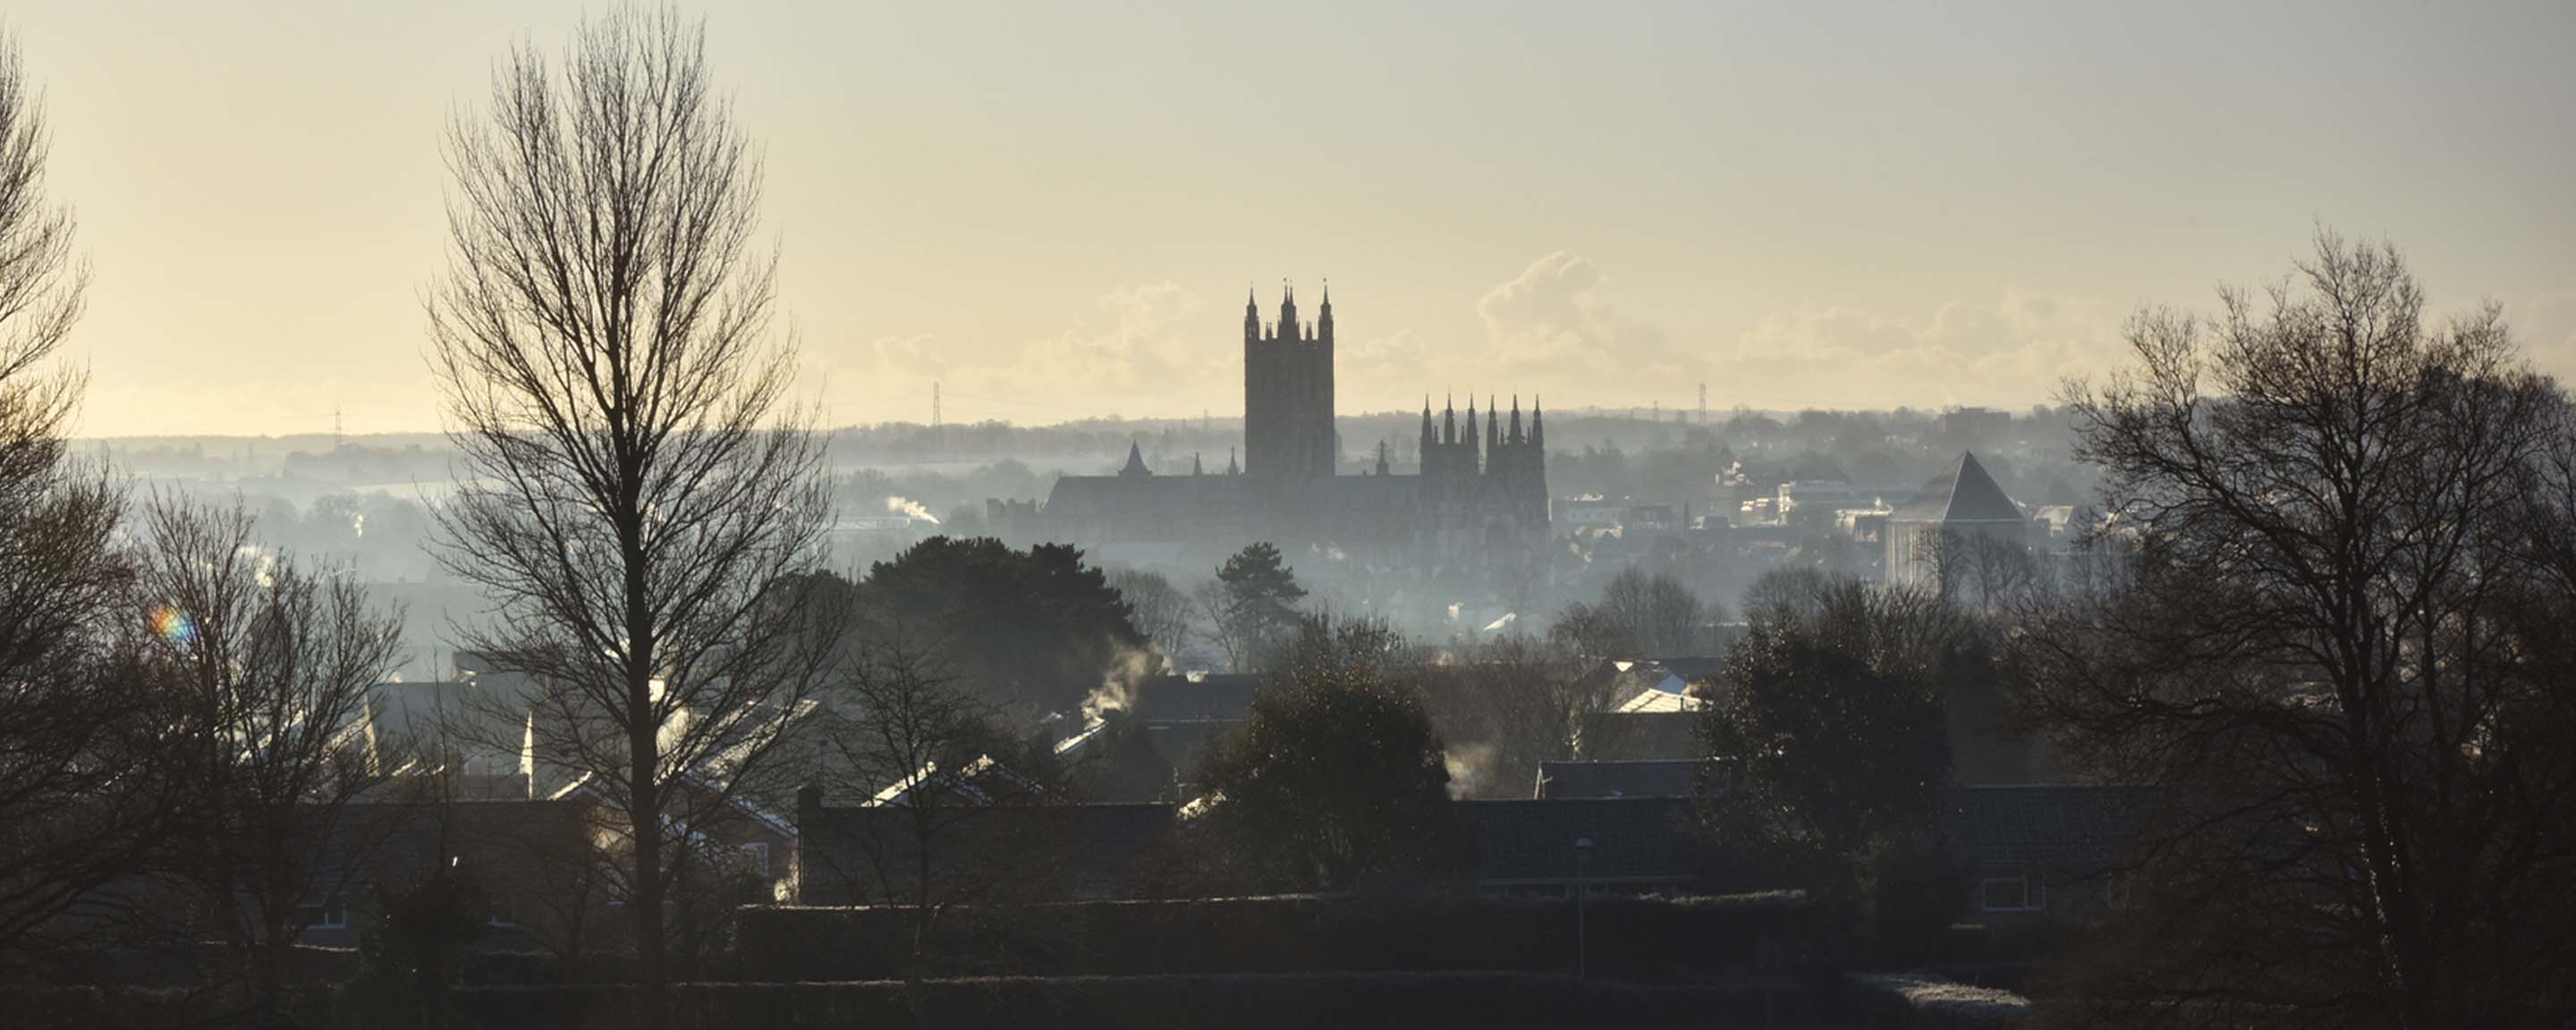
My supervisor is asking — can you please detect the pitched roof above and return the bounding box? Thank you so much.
[1131,673,1258,723]
[1943,785,2159,869]
[1893,451,2024,524]
[1534,760,1704,800]
[1465,798,1696,885]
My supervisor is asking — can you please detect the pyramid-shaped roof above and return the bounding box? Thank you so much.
[1118,440,1150,477]
[1892,451,2023,524]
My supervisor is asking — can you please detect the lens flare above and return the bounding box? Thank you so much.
[149,604,197,646]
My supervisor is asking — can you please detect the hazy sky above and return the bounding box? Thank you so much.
[13,1,2576,436]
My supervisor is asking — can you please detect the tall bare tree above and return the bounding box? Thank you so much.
[135,498,404,1022]
[0,27,157,965]
[2018,233,2576,1027]
[428,4,830,1006]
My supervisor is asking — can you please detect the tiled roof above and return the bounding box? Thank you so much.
[1577,712,1702,762]
[1535,760,1704,800]
[1466,798,1696,885]
[798,802,1180,904]
[1893,452,2024,525]
[1943,785,2158,869]
[1131,674,1258,724]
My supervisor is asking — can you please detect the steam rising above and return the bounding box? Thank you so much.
[1083,645,1159,723]
[1444,742,1497,800]
[884,495,941,524]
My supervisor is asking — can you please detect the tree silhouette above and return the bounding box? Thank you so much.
[2018,233,2576,1026]
[425,5,833,1010]
[1205,542,1306,670]
[1197,618,1460,891]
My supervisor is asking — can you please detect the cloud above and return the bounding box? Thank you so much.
[1716,288,2125,409]
[2510,290,2576,381]
[1336,328,1436,397]
[1475,252,1680,382]
[833,283,1229,423]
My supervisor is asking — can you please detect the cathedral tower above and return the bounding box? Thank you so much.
[1243,283,1337,490]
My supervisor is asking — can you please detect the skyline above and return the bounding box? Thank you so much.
[13,0,2576,436]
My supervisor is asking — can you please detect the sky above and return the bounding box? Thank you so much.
[12,1,2576,436]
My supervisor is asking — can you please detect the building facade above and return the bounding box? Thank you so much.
[1006,285,1547,570]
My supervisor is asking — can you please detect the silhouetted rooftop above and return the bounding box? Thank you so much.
[1892,451,2023,524]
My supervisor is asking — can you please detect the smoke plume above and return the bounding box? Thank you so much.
[1082,645,1158,723]
[885,495,941,524]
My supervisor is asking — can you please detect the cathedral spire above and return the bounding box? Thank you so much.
[1243,284,1258,341]
[1486,396,1500,452]
[1531,395,1545,448]
[1226,447,1239,475]
[1192,452,1203,476]
[1119,440,1150,477]
[1279,279,1298,340]
[1318,279,1334,342]
[1443,394,1456,445]
[1508,394,1523,445]
[1465,396,1482,468]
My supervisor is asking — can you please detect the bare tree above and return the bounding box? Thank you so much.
[427,4,831,1007]
[0,27,165,966]
[1419,634,1607,798]
[0,28,86,399]
[1919,528,2043,611]
[1552,566,1712,657]
[2018,233,2576,1027]
[1108,568,1191,670]
[135,498,404,1022]
[810,631,1016,963]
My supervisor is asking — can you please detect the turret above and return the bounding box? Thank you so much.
[1473,396,1494,473]
[1508,395,1523,445]
[1375,441,1389,477]
[1531,395,1545,449]
[1278,283,1299,342]
[1243,285,1259,343]
[1318,281,1335,344]
[1442,395,1456,446]
[1487,396,1500,452]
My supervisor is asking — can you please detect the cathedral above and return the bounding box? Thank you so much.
[996,284,1549,569]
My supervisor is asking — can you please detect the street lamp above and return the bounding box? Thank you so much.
[1573,836,1593,983]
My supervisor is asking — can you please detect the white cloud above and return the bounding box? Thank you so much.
[1475,252,1680,382]
[1716,287,2126,409]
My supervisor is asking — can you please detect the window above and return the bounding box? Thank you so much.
[297,897,347,930]
[741,842,771,878]
[1979,866,2042,913]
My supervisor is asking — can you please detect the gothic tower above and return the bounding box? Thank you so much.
[1243,283,1337,492]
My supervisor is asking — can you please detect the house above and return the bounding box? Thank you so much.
[1465,798,1698,897]
[1576,711,1702,761]
[291,796,613,952]
[1533,760,1704,800]
[1942,785,2154,924]
[793,790,1181,906]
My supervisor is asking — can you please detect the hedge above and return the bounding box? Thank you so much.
[451,974,1807,1030]
[735,892,1815,983]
